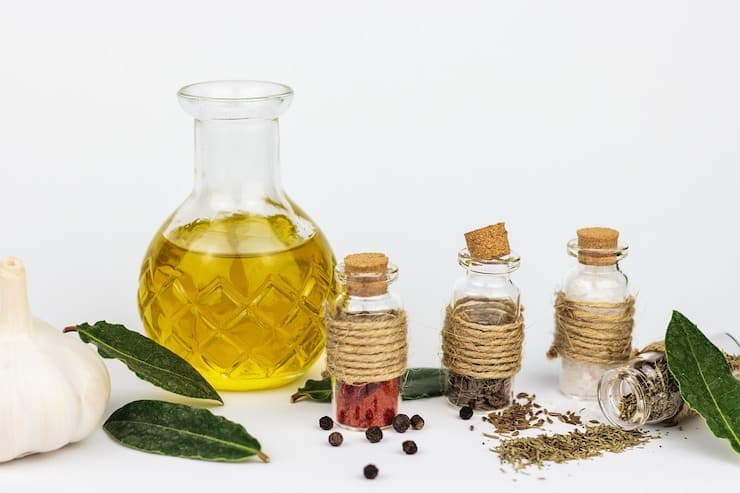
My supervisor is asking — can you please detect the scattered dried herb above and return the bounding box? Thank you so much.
[104,400,268,462]
[291,368,447,403]
[665,311,740,453]
[492,424,655,470]
[67,321,222,404]
[485,392,584,435]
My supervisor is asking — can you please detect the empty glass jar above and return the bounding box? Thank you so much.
[138,81,335,391]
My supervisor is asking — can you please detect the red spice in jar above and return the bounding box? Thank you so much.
[335,377,400,429]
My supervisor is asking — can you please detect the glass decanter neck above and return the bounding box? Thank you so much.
[193,118,285,207]
[178,80,294,215]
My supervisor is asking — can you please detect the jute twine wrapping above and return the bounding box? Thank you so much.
[547,291,635,365]
[441,299,525,379]
[636,341,740,425]
[325,310,408,385]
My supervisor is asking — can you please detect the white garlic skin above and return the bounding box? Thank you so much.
[0,257,110,462]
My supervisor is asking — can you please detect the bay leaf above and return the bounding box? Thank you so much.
[290,377,332,403]
[665,310,740,453]
[290,367,448,403]
[104,400,268,462]
[67,321,222,404]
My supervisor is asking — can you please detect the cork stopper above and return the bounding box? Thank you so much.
[577,227,619,266]
[344,252,389,297]
[464,223,511,260]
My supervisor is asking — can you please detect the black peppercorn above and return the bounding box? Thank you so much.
[328,431,343,447]
[319,416,334,430]
[363,464,379,480]
[365,426,383,443]
[402,440,418,455]
[459,406,474,420]
[392,413,410,433]
[410,414,425,430]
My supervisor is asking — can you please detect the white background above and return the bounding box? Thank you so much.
[1,1,738,491]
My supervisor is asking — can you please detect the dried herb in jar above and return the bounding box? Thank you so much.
[618,357,681,424]
[441,224,525,412]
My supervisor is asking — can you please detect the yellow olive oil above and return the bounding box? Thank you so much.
[138,213,334,391]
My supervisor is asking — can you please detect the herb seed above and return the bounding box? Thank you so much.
[410,414,425,430]
[319,416,334,430]
[363,464,379,480]
[392,414,411,433]
[328,432,343,447]
[365,426,383,443]
[402,440,418,455]
[460,406,474,420]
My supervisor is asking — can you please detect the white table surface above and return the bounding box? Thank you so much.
[1,325,736,492]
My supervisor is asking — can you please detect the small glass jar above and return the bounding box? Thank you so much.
[444,247,522,411]
[599,333,740,429]
[328,253,405,430]
[558,230,631,399]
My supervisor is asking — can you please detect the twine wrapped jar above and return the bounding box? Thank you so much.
[598,334,740,429]
[326,253,408,430]
[441,223,525,411]
[547,227,634,399]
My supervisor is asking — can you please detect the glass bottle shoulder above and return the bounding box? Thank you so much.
[451,272,520,307]
[332,291,403,317]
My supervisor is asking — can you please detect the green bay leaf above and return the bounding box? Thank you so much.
[104,400,268,462]
[401,367,448,400]
[665,311,740,453]
[70,321,222,404]
[290,377,332,403]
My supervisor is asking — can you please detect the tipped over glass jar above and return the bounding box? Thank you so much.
[598,333,740,429]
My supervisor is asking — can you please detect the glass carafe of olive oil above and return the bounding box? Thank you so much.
[138,81,335,391]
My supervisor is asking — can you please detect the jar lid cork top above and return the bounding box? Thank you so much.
[577,227,619,250]
[464,223,511,259]
[343,253,389,297]
[576,227,620,266]
[344,252,389,274]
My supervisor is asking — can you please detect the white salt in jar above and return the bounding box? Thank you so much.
[551,227,633,400]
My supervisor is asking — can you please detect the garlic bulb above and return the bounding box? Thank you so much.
[0,257,110,462]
